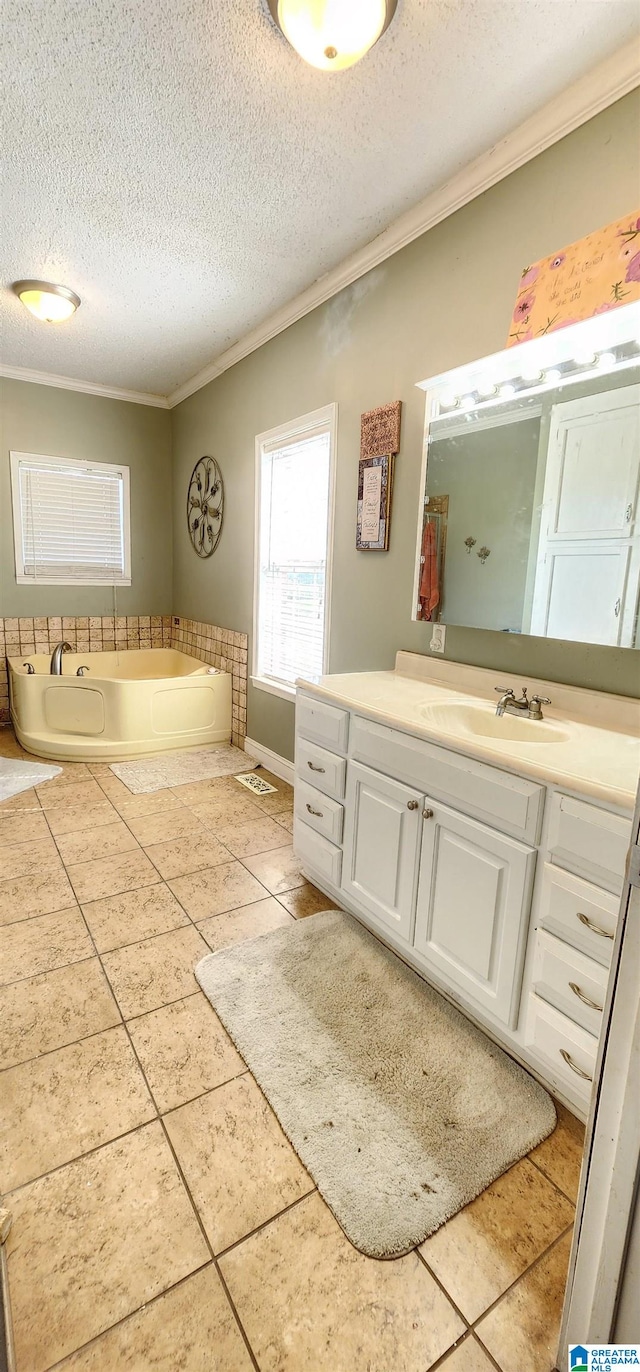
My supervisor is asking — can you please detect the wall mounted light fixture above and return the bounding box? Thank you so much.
[12,279,81,323]
[268,0,397,70]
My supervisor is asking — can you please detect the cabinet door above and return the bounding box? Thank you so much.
[342,762,423,942]
[414,799,536,1027]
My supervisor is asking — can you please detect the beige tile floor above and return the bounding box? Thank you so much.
[0,723,584,1372]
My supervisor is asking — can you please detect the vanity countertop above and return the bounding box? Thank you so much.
[297,653,640,813]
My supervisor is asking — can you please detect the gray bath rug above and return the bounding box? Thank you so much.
[0,756,62,803]
[196,910,556,1258]
[109,744,258,794]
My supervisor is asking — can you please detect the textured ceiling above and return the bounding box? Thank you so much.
[2,0,639,396]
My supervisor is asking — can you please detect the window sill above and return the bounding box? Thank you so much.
[251,676,297,703]
[15,576,132,587]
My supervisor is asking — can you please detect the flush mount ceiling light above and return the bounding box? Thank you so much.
[268,0,397,70]
[12,279,81,323]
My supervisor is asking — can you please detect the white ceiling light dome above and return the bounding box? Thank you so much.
[268,0,397,71]
[12,280,81,323]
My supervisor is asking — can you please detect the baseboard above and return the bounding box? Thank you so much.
[244,736,294,786]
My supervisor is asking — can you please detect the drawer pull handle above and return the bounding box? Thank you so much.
[307,762,325,773]
[422,808,434,820]
[407,800,419,811]
[306,803,324,818]
[569,981,603,1013]
[576,912,614,940]
[560,1048,593,1083]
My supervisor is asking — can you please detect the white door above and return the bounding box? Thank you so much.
[341,761,423,941]
[530,385,640,644]
[414,799,537,1027]
[538,541,637,646]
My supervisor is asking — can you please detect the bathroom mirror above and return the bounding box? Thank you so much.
[413,302,640,648]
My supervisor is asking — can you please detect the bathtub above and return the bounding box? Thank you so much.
[8,649,232,761]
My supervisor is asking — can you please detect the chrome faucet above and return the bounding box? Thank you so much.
[494,686,551,720]
[50,641,73,675]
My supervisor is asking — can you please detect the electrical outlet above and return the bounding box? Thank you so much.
[430,624,446,654]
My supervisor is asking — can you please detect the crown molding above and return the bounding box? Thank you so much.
[0,364,170,408]
[167,39,640,408]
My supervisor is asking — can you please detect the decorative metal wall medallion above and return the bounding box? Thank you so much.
[187,457,224,557]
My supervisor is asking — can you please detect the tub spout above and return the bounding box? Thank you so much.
[50,642,73,674]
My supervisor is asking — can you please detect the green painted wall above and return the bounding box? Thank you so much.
[171,92,640,760]
[0,379,173,617]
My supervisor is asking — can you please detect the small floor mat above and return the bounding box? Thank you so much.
[0,756,62,802]
[110,744,258,794]
[196,910,556,1258]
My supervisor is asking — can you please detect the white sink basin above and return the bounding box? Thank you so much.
[420,701,571,744]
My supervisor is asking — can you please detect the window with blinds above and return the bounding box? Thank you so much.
[10,452,131,585]
[254,408,336,693]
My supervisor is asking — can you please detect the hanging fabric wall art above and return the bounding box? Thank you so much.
[507,209,640,346]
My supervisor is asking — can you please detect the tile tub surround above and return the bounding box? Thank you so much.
[170,617,248,749]
[0,615,248,746]
[0,724,581,1372]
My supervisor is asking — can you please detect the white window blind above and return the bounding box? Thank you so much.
[255,415,334,691]
[10,452,131,585]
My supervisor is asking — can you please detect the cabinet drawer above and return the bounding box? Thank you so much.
[350,714,543,843]
[295,780,344,846]
[296,693,349,755]
[531,929,608,1037]
[524,994,597,1109]
[293,816,342,888]
[295,736,346,800]
[547,793,631,894]
[538,863,618,966]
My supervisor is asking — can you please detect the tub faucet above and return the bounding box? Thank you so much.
[50,641,73,675]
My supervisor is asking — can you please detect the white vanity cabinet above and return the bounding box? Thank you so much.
[293,684,632,1120]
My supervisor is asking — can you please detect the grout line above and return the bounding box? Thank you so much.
[0,1011,125,1076]
[0,1114,163,1200]
[470,1222,575,1335]
[214,1186,318,1262]
[43,1261,221,1372]
[39,779,263,1367]
[526,1152,580,1207]
[416,1250,471,1333]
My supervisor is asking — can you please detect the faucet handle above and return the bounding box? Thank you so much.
[530,695,551,705]
[494,686,514,695]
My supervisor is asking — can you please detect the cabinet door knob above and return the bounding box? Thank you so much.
[422,808,434,820]
[560,1048,593,1082]
[576,911,614,939]
[407,800,419,810]
[569,981,603,1013]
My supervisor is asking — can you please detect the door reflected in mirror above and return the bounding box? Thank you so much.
[415,307,640,649]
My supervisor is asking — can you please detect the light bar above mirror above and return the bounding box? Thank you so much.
[417,301,640,422]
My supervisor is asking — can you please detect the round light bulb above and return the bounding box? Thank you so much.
[499,383,516,399]
[476,380,498,399]
[544,368,561,384]
[438,389,458,409]
[459,394,475,411]
[572,349,597,367]
[596,351,616,369]
[13,280,80,323]
[274,0,392,70]
[521,367,544,382]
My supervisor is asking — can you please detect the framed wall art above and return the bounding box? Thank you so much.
[356,452,394,551]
